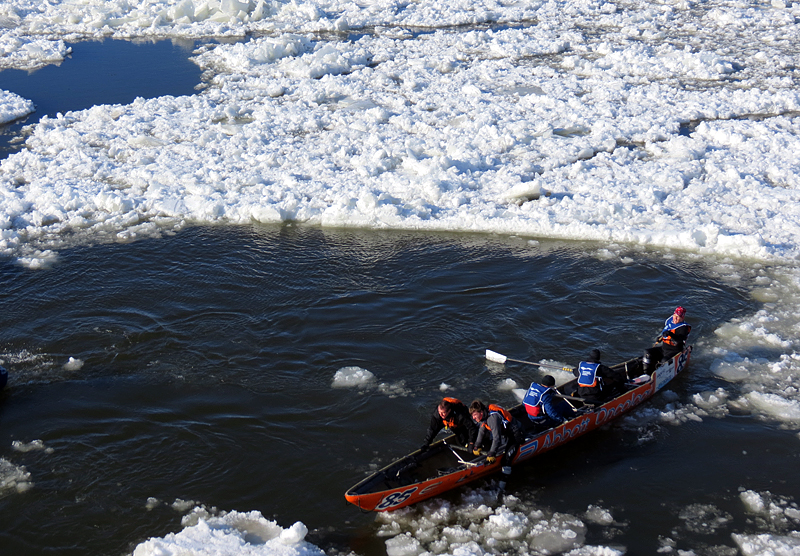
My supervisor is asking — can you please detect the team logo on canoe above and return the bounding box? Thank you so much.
[655,347,690,391]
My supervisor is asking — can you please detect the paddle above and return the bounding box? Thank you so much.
[485,349,574,372]
[448,445,481,467]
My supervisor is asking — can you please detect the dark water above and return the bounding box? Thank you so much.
[2,224,795,556]
[0,39,203,158]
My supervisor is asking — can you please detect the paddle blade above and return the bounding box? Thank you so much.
[485,349,507,364]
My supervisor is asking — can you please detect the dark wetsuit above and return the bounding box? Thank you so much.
[423,399,478,448]
[473,405,522,463]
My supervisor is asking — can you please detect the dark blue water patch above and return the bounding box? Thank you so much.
[0,38,206,159]
[679,120,699,137]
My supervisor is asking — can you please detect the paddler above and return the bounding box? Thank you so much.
[659,306,692,359]
[573,349,626,404]
[469,400,524,492]
[644,306,692,371]
[420,397,478,452]
[523,375,576,428]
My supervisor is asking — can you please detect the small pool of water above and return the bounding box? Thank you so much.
[0,38,206,158]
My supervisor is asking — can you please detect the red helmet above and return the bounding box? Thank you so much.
[675,306,686,317]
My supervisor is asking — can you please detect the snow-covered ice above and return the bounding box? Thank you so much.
[132,507,327,556]
[2,1,800,265]
[0,89,34,124]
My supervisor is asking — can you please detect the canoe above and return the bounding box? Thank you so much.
[344,346,692,512]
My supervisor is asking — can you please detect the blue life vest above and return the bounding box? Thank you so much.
[523,383,550,418]
[577,361,602,388]
[662,316,691,346]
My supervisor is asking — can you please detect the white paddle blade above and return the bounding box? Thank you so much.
[485,349,507,364]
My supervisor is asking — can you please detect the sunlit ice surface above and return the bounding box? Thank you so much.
[1,1,799,265]
[2,1,800,554]
[124,486,800,555]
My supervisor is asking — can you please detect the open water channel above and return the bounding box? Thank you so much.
[2,222,794,556]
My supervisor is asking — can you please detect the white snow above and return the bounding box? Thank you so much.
[127,489,800,556]
[733,533,800,556]
[331,365,375,387]
[0,89,34,124]
[497,378,517,391]
[375,490,599,555]
[11,439,52,453]
[62,356,84,371]
[0,457,33,497]
[132,508,327,556]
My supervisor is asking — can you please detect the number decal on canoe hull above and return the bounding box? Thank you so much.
[376,487,418,510]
